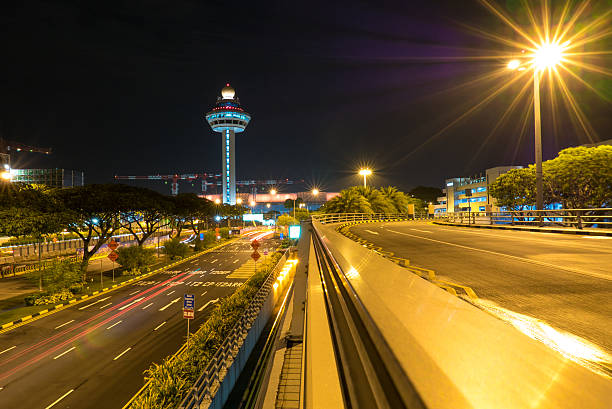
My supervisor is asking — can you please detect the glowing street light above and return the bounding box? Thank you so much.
[358,168,372,188]
[270,188,277,195]
[250,200,256,207]
[236,198,242,205]
[214,198,221,204]
[508,40,568,212]
[0,171,11,181]
[311,188,319,196]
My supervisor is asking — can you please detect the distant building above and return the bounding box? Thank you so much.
[202,191,340,213]
[10,169,84,188]
[436,166,521,214]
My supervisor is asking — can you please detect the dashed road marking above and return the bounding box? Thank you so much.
[99,302,112,309]
[211,259,218,263]
[409,228,432,233]
[142,302,154,310]
[118,297,145,311]
[78,296,111,310]
[201,291,208,296]
[113,347,131,361]
[0,345,16,355]
[167,290,175,295]
[129,290,141,295]
[54,320,75,330]
[106,320,123,330]
[365,229,379,235]
[53,346,76,360]
[154,321,166,331]
[159,297,181,311]
[198,298,219,312]
[44,389,74,409]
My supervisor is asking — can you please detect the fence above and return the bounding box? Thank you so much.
[312,212,427,225]
[176,250,291,409]
[441,208,612,229]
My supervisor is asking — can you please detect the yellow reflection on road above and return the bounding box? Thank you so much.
[476,299,611,378]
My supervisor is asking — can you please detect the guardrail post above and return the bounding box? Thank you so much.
[577,210,583,230]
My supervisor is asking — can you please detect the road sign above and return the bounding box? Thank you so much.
[200,232,204,241]
[108,240,119,251]
[183,294,195,310]
[251,251,261,262]
[107,251,118,262]
[183,309,194,319]
[251,239,260,250]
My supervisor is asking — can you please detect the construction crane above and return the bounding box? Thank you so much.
[114,173,304,196]
[1,137,52,179]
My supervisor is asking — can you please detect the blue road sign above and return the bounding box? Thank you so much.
[200,232,204,241]
[184,294,195,310]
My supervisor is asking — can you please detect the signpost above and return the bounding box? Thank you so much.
[107,243,119,282]
[251,239,261,271]
[184,294,195,348]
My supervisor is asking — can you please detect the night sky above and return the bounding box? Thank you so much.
[2,0,610,194]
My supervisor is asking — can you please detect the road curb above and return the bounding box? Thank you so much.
[432,221,612,236]
[0,237,241,333]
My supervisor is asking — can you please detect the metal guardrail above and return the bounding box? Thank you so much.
[312,213,428,225]
[178,251,292,409]
[441,208,612,229]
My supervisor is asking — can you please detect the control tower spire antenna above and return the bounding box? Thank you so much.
[204,84,251,205]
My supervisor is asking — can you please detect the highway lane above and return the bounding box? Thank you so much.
[0,232,277,409]
[349,221,612,369]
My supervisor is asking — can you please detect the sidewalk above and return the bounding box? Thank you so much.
[433,220,612,236]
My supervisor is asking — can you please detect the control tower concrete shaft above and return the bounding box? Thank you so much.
[205,84,251,204]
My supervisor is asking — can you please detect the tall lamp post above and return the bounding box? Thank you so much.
[358,169,372,188]
[508,41,566,212]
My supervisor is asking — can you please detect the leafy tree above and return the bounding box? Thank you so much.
[120,187,172,246]
[220,204,248,228]
[31,259,82,294]
[293,208,310,221]
[163,238,190,260]
[277,214,298,226]
[184,197,214,235]
[543,146,612,209]
[320,188,373,213]
[52,184,130,272]
[117,245,156,273]
[489,167,537,210]
[283,198,303,210]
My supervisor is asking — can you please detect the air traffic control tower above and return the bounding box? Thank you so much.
[205,84,251,204]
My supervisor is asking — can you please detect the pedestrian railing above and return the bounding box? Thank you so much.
[177,250,292,409]
[312,212,429,225]
[441,208,612,229]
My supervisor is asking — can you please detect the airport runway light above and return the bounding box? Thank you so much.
[358,168,372,188]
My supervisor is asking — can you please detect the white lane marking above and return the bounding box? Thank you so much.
[583,236,611,239]
[142,302,154,310]
[154,321,166,331]
[233,259,239,263]
[54,320,75,330]
[129,290,141,295]
[53,346,76,360]
[364,229,379,235]
[99,302,112,309]
[106,320,123,330]
[0,345,17,355]
[198,298,220,312]
[113,347,131,361]
[386,228,612,281]
[409,228,432,233]
[201,291,208,296]
[44,389,74,409]
[159,297,181,311]
[211,259,218,263]
[167,290,175,295]
[78,296,111,310]
[118,297,145,311]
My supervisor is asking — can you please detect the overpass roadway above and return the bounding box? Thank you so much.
[349,221,612,376]
[0,234,277,409]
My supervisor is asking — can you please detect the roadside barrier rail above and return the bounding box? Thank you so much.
[440,207,612,229]
[312,213,428,225]
[178,251,292,409]
[307,218,611,408]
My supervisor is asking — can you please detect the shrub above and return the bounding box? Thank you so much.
[132,251,284,408]
[117,246,156,273]
[163,238,190,260]
[27,259,82,295]
[276,214,298,226]
[218,227,230,239]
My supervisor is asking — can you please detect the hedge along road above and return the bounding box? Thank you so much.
[0,232,277,409]
[349,220,612,377]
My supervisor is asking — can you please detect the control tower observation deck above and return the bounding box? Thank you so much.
[205,84,251,205]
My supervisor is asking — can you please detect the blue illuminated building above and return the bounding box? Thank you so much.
[205,84,251,204]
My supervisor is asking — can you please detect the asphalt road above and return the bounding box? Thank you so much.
[0,232,277,409]
[349,221,612,363]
